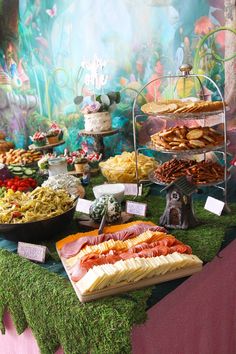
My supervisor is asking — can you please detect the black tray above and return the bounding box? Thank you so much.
[0,205,76,243]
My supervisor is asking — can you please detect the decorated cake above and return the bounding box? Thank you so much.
[78,92,120,133]
[84,112,111,132]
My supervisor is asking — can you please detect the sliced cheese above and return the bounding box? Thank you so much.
[76,252,203,294]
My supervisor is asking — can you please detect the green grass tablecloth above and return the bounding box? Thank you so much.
[0,176,236,354]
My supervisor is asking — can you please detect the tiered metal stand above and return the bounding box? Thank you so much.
[132,64,230,212]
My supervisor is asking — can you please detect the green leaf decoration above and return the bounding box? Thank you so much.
[101,94,110,106]
[73,96,83,105]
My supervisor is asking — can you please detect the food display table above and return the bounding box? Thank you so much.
[132,237,236,354]
[0,177,235,354]
[1,236,236,354]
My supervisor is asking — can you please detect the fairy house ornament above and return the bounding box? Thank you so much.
[159,176,198,229]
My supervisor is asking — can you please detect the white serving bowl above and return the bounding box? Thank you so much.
[93,183,125,202]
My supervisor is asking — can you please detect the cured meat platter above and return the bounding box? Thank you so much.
[57,221,203,302]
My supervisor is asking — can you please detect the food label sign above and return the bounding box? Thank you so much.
[126,201,147,217]
[204,196,225,216]
[18,242,47,263]
[124,184,142,196]
[76,198,93,214]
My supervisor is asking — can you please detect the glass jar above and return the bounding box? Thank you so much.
[48,157,67,177]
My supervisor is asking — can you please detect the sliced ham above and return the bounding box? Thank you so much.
[60,223,167,259]
[70,235,193,281]
[70,253,120,282]
[169,244,192,254]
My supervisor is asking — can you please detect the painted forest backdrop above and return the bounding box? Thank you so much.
[0,0,236,155]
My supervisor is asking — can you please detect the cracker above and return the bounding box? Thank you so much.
[141,102,159,114]
[186,129,204,140]
[174,105,190,113]
[202,134,215,143]
[169,141,181,146]
[153,105,172,113]
[188,139,206,148]
[182,103,195,112]
[166,103,178,113]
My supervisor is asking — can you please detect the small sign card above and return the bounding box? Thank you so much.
[76,198,93,214]
[18,242,47,263]
[124,184,142,196]
[126,201,147,217]
[204,196,225,216]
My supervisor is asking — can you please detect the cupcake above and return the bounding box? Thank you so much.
[87,152,102,169]
[31,131,47,147]
[46,123,63,144]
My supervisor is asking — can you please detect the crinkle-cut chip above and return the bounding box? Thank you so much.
[99,151,158,183]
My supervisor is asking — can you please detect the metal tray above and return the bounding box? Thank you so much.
[149,170,230,188]
[147,142,225,155]
[145,110,223,120]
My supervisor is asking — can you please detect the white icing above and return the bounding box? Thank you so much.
[84,112,111,132]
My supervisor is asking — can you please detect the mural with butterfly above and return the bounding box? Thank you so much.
[46,4,57,18]
[0,0,236,155]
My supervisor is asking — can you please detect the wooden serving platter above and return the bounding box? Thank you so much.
[56,221,203,303]
[76,212,132,229]
[58,254,202,303]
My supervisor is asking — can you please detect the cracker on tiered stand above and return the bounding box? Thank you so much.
[141,99,224,115]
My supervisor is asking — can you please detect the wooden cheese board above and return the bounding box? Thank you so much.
[59,254,202,302]
[76,212,132,229]
[57,221,203,303]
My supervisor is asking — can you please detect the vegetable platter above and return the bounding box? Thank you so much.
[7,165,37,178]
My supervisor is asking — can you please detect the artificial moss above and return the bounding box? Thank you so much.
[85,175,236,262]
[0,175,235,354]
[0,248,151,354]
[132,192,236,262]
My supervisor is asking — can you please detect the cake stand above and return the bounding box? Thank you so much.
[79,129,119,155]
[29,140,65,154]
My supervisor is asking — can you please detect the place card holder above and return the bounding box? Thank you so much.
[18,242,47,263]
[126,201,147,217]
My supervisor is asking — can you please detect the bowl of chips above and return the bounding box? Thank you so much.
[99,151,159,183]
[0,187,76,242]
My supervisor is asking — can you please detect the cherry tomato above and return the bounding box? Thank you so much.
[12,211,22,218]
[17,186,26,191]
[6,181,14,187]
